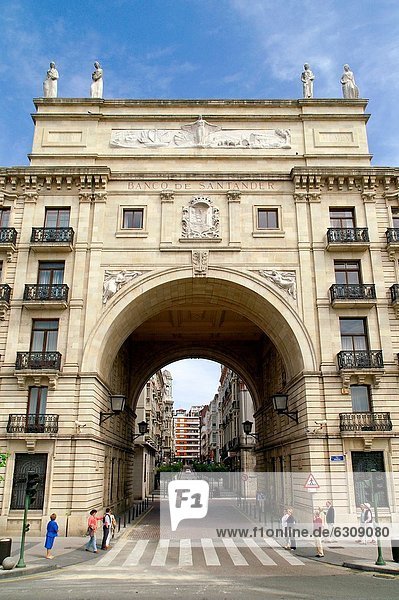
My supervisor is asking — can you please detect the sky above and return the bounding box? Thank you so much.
[1,0,399,408]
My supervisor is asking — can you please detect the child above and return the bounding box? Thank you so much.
[44,513,59,559]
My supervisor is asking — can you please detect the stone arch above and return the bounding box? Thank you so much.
[81,267,317,408]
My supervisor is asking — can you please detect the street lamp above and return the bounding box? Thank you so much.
[242,420,260,441]
[370,468,386,566]
[272,393,298,424]
[100,394,126,424]
[132,420,149,442]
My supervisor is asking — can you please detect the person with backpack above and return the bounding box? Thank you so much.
[101,507,112,550]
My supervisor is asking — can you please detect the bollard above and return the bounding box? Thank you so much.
[123,512,126,528]
[131,505,135,520]
[118,517,121,533]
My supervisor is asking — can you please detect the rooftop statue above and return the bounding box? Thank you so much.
[43,62,59,98]
[90,61,103,98]
[340,64,359,99]
[301,63,315,99]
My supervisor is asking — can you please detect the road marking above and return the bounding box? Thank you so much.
[179,538,192,566]
[262,538,305,565]
[96,539,130,566]
[243,538,277,565]
[151,538,170,566]
[123,540,149,566]
[201,538,220,566]
[222,538,248,566]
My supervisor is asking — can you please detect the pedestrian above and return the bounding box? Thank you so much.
[44,512,58,559]
[101,507,112,550]
[281,507,290,549]
[85,509,102,553]
[313,510,324,557]
[286,508,297,550]
[110,509,117,539]
[325,500,336,542]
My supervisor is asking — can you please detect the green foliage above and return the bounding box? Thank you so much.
[157,461,183,472]
[192,461,228,472]
[0,451,10,482]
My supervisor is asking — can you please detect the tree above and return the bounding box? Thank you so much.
[0,451,10,482]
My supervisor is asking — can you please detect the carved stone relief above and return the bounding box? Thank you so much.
[258,270,297,299]
[182,196,220,239]
[192,250,209,277]
[102,270,143,305]
[110,116,291,150]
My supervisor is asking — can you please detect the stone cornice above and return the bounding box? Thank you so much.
[0,167,110,193]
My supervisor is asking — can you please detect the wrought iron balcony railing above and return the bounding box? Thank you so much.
[0,284,11,303]
[330,284,376,302]
[15,351,62,370]
[390,284,399,302]
[30,227,74,244]
[23,284,69,302]
[0,227,17,244]
[327,228,369,243]
[337,350,384,369]
[7,413,59,434]
[339,412,392,432]
[386,228,399,244]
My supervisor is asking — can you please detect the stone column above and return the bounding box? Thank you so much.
[159,190,174,248]
[227,190,241,248]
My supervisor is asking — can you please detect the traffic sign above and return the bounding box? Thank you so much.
[304,473,319,489]
[330,454,345,463]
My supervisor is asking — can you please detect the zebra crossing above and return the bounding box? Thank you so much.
[95,537,306,569]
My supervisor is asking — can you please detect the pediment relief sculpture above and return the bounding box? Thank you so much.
[182,196,220,239]
[110,116,291,150]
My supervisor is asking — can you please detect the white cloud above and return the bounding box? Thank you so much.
[166,359,221,410]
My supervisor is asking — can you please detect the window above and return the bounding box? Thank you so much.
[329,208,355,228]
[0,208,10,228]
[123,209,143,229]
[257,208,278,229]
[30,320,59,352]
[392,208,399,228]
[340,318,368,351]
[352,451,389,507]
[27,386,48,433]
[38,262,64,285]
[334,261,361,285]
[0,260,3,281]
[10,453,47,510]
[351,385,371,412]
[45,208,70,228]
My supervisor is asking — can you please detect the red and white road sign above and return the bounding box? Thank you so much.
[304,473,319,490]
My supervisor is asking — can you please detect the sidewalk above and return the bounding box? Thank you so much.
[0,503,153,579]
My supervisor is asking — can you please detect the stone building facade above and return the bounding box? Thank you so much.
[0,97,398,535]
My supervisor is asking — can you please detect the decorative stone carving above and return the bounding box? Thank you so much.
[160,190,175,202]
[259,270,297,299]
[340,64,359,99]
[43,62,59,98]
[301,63,314,98]
[102,270,142,304]
[192,250,209,277]
[182,196,220,239]
[90,61,103,98]
[110,116,291,149]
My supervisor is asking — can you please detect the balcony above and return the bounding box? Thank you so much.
[329,284,376,308]
[326,228,370,251]
[30,227,74,252]
[0,283,11,319]
[23,284,69,309]
[339,412,392,433]
[337,350,384,370]
[15,351,62,371]
[0,227,17,260]
[390,284,399,318]
[386,229,399,258]
[7,413,59,434]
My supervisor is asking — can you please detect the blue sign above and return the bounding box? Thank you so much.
[330,454,345,462]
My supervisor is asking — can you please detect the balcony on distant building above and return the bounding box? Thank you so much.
[7,413,59,434]
[326,227,369,251]
[0,283,11,319]
[329,283,376,308]
[0,227,18,259]
[23,284,69,309]
[30,227,74,252]
[339,412,392,433]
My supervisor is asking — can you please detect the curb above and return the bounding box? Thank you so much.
[0,563,59,579]
[342,561,399,576]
